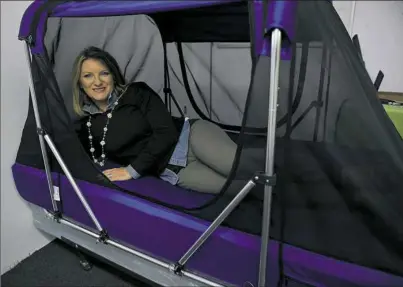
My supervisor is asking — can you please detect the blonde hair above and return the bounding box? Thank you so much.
[72,47,127,116]
[72,55,87,116]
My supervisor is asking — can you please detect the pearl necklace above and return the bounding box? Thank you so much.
[86,100,119,167]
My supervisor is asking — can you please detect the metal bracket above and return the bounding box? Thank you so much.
[19,35,34,45]
[252,172,277,186]
[170,263,184,275]
[37,127,46,136]
[51,211,62,223]
[27,35,34,45]
[97,229,109,244]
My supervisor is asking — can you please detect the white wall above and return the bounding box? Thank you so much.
[351,1,403,92]
[333,1,355,32]
[1,1,53,275]
[333,1,403,92]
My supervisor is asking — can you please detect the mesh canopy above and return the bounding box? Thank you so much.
[270,1,403,276]
[15,0,403,278]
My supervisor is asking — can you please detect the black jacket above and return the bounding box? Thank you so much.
[75,82,184,176]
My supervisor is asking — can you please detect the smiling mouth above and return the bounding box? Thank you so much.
[93,87,106,93]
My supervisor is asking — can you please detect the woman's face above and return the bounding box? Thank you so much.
[79,58,114,106]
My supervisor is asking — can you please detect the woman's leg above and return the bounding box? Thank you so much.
[188,119,237,176]
[177,157,248,196]
[177,125,229,194]
[177,160,227,194]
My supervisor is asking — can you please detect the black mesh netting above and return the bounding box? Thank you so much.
[223,0,403,276]
[16,0,403,277]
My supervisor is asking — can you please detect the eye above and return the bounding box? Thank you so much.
[100,71,110,76]
[82,74,92,78]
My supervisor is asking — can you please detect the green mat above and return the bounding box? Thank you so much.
[383,104,403,138]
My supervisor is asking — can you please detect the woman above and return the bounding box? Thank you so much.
[73,46,237,194]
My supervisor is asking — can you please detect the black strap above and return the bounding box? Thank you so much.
[313,45,328,142]
[277,42,309,129]
[374,70,384,91]
[322,46,333,140]
[163,42,170,110]
[290,100,323,132]
[284,43,297,139]
[163,43,185,118]
[176,42,266,134]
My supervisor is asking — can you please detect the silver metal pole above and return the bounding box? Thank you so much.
[43,134,103,232]
[23,42,58,213]
[55,216,224,287]
[178,180,256,267]
[59,217,170,268]
[182,270,223,287]
[258,28,282,287]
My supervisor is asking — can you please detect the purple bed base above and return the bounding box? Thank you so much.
[12,163,403,287]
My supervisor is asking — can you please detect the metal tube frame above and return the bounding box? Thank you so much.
[258,28,282,287]
[174,29,281,284]
[43,134,103,232]
[24,41,226,286]
[23,42,58,213]
[24,42,104,234]
[24,28,282,285]
[176,180,257,269]
[42,210,224,287]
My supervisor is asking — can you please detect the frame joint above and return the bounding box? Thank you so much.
[51,211,62,223]
[97,229,109,244]
[252,172,277,186]
[36,127,46,136]
[19,34,34,46]
[170,263,184,275]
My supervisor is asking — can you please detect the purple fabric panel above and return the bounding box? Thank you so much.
[51,0,237,17]
[12,163,58,211]
[11,163,403,286]
[30,8,48,55]
[26,0,240,54]
[260,0,297,60]
[18,0,44,40]
[57,168,259,285]
[265,1,297,43]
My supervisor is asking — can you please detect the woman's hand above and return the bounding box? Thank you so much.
[103,168,132,181]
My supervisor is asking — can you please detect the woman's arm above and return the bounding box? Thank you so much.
[73,117,90,154]
[127,82,179,177]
